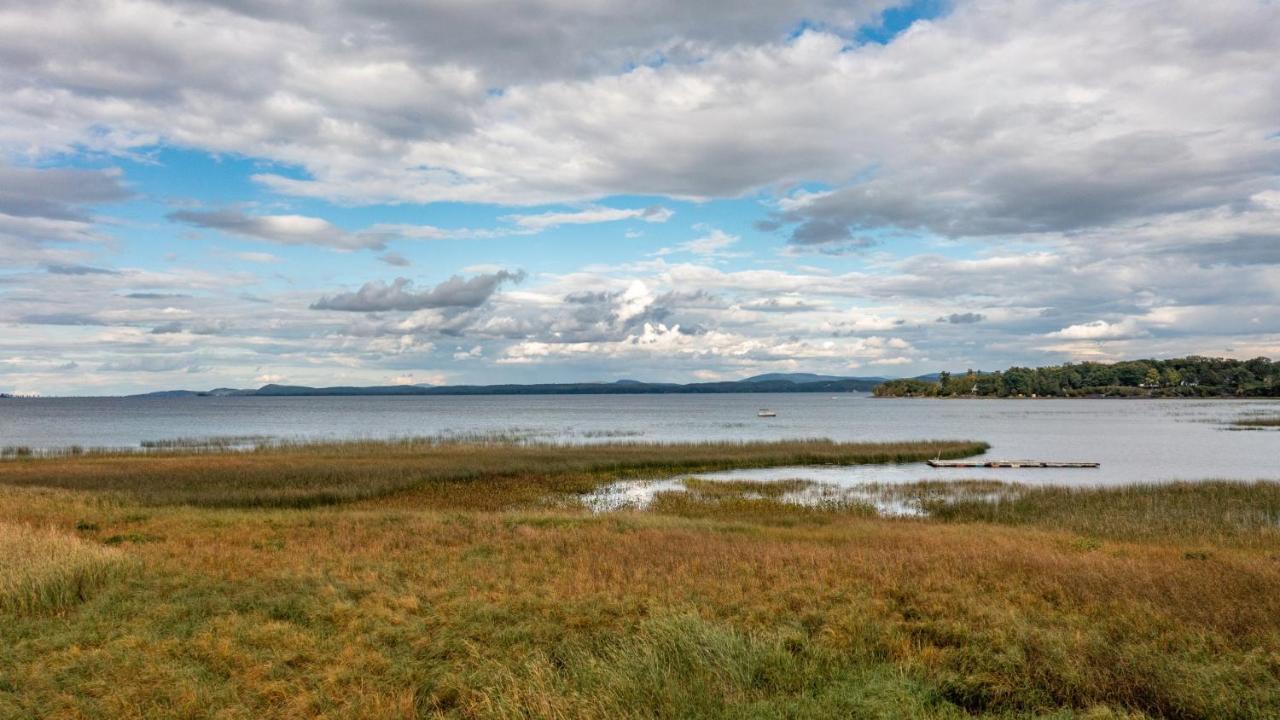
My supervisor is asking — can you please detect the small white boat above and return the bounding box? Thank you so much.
[757,408,777,417]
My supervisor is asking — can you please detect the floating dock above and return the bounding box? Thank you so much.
[927,459,1100,469]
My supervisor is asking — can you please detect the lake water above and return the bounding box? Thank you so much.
[1,395,1276,493]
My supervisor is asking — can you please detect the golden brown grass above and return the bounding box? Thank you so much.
[0,442,1278,719]
[0,521,130,614]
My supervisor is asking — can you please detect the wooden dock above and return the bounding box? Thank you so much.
[927,459,1100,469]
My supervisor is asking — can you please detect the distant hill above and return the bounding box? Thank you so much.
[128,377,883,398]
[129,387,253,398]
[741,372,886,384]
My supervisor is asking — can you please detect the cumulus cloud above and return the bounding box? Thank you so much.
[783,218,880,253]
[0,0,1268,214]
[311,270,526,312]
[500,322,916,367]
[1047,319,1147,341]
[743,297,820,313]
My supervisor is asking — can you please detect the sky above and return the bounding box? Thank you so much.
[1,0,1278,395]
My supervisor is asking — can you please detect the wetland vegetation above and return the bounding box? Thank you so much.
[1233,416,1280,428]
[1,438,1278,719]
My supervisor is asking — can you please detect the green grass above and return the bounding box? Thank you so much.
[441,614,963,718]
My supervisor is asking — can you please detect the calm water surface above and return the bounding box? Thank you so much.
[1,394,1276,490]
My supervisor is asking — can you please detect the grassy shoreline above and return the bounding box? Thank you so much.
[0,438,988,508]
[2,439,1278,719]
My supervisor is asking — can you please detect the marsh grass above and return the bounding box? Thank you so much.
[3,446,1280,718]
[1233,416,1280,428]
[646,477,878,524]
[446,614,956,718]
[922,480,1280,544]
[681,477,817,498]
[0,438,987,508]
[0,522,130,614]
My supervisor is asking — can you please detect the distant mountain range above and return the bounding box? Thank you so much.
[126,372,938,398]
[739,372,887,384]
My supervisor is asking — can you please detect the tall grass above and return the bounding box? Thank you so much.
[5,445,1280,717]
[0,522,129,614]
[644,478,878,525]
[923,480,1280,544]
[1233,417,1280,428]
[0,438,987,508]
[448,614,949,718]
[1,475,1279,717]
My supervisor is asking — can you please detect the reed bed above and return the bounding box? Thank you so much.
[1233,416,1280,428]
[0,522,129,614]
[680,477,818,498]
[639,478,877,525]
[0,438,988,508]
[920,479,1280,545]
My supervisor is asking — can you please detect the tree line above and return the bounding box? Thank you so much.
[873,357,1280,398]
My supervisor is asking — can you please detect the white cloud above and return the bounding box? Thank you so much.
[2,0,1279,393]
[3,0,1272,212]
[655,228,741,258]
[170,209,389,250]
[1047,319,1147,340]
[503,205,673,231]
[234,251,280,264]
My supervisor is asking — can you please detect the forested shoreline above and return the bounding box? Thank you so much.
[874,356,1280,398]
